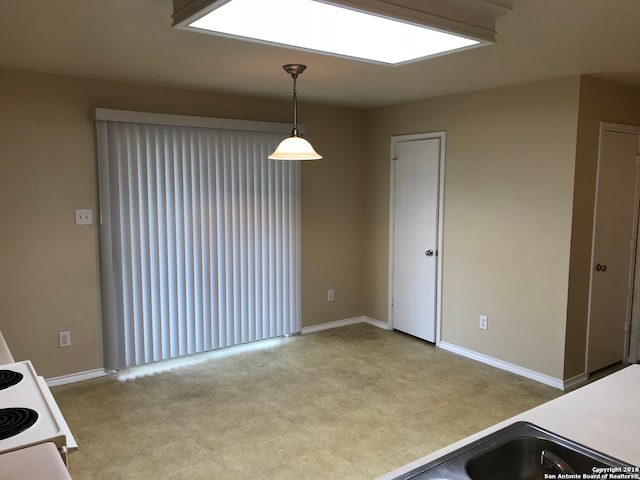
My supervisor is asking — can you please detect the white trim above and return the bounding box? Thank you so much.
[172,0,510,46]
[94,108,294,134]
[388,151,396,333]
[626,124,640,366]
[363,316,391,330]
[301,316,364,334]
[301,316,389,334]
[46,369,110,387]
[388,132,446,344]
[438,341,565,390]
[301,0,507,43]
[599,122,640,135]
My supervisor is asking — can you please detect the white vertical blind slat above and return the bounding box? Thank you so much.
[97,121,300,370]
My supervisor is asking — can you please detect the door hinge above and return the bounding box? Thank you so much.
[391,157,398,162]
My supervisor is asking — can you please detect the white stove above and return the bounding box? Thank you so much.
[0,360,76,456]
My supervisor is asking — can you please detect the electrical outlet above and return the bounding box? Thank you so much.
[58,331,71,348]
[75,209,93,225]
[327,289,335,302]
[479,315,488,330]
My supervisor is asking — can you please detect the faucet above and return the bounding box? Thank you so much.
[541,449,576,475]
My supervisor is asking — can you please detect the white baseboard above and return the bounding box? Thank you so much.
[301,316,389,334]
[46,368,110,387]
[44,327,575,392]
[362,317,391,330]
[438,341,565,390]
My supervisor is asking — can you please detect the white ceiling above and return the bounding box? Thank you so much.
[1,0,639,107]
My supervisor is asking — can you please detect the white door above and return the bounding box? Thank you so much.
[391,135,442,342]
[588,127,640,373]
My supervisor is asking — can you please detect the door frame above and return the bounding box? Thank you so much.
[585,122,640,373]
[388,131,446,344]
[627,126,640,364]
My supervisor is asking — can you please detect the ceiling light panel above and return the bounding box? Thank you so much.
[186,0,480,65]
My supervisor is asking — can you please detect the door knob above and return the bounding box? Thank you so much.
[596,263,608,272]
[425,250,434,257]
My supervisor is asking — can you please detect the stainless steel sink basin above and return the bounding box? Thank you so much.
[465,435,614,479]
[393,422,636,480]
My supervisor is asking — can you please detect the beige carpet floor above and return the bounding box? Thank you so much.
[52,324,561,479]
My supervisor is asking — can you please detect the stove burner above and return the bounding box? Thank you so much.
[0,370,23,391]
[0,408,38,441]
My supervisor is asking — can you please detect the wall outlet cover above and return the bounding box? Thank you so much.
[75,209,93,225]
[58,330,71,348]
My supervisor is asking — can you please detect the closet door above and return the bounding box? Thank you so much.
[588,127,640,372]
[391,135,443,342]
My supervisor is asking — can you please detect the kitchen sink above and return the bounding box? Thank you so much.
[393,421,636,480]
[465,435,618,480]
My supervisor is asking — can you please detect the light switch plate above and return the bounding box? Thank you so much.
[75,209,93,225]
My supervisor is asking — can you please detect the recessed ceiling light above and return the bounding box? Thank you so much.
[184,0,481,65]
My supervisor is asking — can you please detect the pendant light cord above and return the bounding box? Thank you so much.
[291,73,299,137]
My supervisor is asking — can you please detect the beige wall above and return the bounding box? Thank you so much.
[5,67,638,383]
[298,105,365,327]
[0,68,365,377]
[564,76,640,379]
[364,77,581,379]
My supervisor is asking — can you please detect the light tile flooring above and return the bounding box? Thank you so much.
[52,324,561,479]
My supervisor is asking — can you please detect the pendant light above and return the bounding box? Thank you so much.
[269,64,322,161]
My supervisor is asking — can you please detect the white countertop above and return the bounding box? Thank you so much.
[379,364,640,479]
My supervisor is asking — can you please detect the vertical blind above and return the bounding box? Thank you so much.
[96,118,301,370]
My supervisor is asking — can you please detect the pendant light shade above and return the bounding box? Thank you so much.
[268,64,322,161]
[269,135,322,160]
